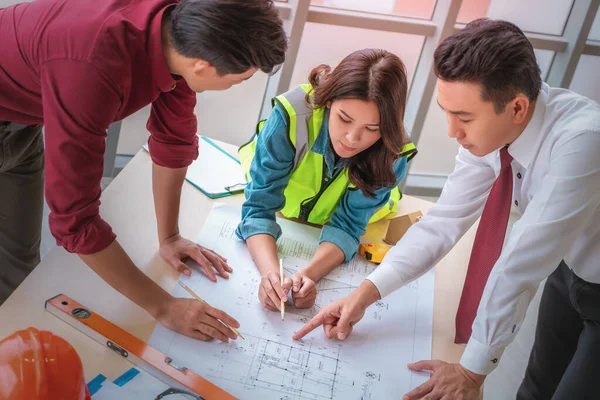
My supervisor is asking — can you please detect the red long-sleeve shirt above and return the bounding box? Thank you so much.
[0,0,198,254]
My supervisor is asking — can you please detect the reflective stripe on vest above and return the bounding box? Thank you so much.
[274,85,313,172]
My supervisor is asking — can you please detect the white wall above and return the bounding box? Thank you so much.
[0,0,30,5]
[590,7,600,40]
[289,22,424,89]
[569,55,600,103]
[317,0,398,15]
[486,0,574,34]
[116,72,269,154]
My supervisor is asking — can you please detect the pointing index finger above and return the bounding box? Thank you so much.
[293,312,325,340]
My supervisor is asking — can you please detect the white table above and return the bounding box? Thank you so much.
[0,147,477,384]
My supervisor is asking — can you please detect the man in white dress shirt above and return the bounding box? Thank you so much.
[294,18,600,400]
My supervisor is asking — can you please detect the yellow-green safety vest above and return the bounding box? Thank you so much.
[239,84,417,225]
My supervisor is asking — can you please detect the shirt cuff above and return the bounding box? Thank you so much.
[52,214,117,255]
[147,134,199,168]
[319,225,358,262]
[235,217,282,241]
[460,336,505,375]
[365,262,404,299]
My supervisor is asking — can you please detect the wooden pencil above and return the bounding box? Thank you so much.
[279,258,285,320]
[177,280,245,340]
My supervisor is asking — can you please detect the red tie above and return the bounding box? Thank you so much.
[455,147,513,344]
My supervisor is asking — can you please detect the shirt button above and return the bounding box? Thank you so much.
[515,200,519,206]
[517,172,522,179]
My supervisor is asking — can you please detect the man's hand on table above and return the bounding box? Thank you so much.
[156,297,240,342]
[78,240,239,342]
[159,233,232,281]
[403,360,485,400]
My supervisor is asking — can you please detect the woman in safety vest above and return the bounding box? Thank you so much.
[235,49,416,312]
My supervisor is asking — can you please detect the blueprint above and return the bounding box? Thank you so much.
[149,204,434,399]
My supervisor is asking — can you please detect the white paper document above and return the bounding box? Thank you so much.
[149,204,434,400]
[185,136,247,197]
[144,137,246,198]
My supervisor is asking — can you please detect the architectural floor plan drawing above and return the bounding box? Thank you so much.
[203,327,382,400]
[149,204,435,399]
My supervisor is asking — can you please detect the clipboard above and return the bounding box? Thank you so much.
[143,136,247,199]
[45,294,236,400]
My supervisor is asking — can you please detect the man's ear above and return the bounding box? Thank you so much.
[191,59,213,76]
[509,94,531,124]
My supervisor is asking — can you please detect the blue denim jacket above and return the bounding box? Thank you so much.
[235,104,408,261]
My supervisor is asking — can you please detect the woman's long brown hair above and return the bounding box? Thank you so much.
[307,49,409,198]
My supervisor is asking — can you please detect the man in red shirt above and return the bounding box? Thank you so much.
[0,0,286,342]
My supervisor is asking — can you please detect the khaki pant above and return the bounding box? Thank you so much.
[0,121,44,304]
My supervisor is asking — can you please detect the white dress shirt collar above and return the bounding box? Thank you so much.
[507,83,549,168]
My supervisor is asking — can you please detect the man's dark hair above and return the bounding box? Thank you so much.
[434,18,541,113]
[168,0,287,75]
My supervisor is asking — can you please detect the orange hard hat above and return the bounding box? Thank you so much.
[0,327,91,400]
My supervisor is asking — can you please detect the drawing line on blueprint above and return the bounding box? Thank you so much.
[287,277,356,320]
[196,213,427,394]
[204,330,379,400]
[280,261,393,323]
[209,332,341,399]
[277,237,377,277]
[153,206,434,400]
[207,225,377,286]
[207,232,396,323]
[212,221,238,252]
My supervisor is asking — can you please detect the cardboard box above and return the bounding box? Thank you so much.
[383,210,423,245]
